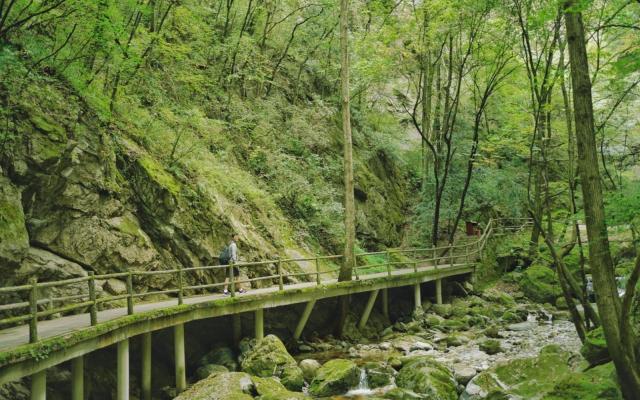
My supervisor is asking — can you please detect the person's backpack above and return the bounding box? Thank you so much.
[219,245,231,265]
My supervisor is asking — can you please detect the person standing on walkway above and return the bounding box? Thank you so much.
[222,234,245,294]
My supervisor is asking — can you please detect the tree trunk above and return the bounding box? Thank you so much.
[339,0,355,283]
[336,0,355,339]
[564,3,640,397]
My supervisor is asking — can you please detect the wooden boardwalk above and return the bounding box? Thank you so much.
[0,262,462,352]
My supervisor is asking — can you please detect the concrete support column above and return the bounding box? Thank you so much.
[141,332,152,400]
[413,284,422,312]
[358,290,379,329]
[232,314,242,346]
[117,339,129,400]
[293,300,316,341]
[31,370,46,400]
[436,278,443,305]
[174,324,186,393]
[71,356,83,400]
[255,309,264,340]
[381,288,389,319]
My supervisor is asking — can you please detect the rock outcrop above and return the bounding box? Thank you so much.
[240,335,304,391]
[308,359,360,397]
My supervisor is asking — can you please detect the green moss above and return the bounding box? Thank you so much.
[30,114,66,139]
[480,339,502,355]
[543,362,622,400]
[309,359,360,397]
[138,155,181,195]
[492,347,572,398]
[580,327,609,365]
[518,264,562,304]
[395,356,457,400]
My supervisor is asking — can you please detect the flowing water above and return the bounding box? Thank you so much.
[298,310,581,399]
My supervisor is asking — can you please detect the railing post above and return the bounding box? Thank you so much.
[229,262,236,297]
[315,257,321,285]
[29,277,38,343]
[386,250,392,277]
[449,245,454,266]
[177,265,184,305]
[126,272,134,315]
[354,263,360,280]
[88,272,97,325]
[465,244,470,264]
[277,259,284,291]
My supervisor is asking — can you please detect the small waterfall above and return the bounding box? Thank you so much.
[346,368,372,396]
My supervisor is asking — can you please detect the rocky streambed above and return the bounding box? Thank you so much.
[176,287,622,400]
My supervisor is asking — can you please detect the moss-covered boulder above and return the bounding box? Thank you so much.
[479,339,502,355]
[299,359,321,382]
[0,177,29,273]
[463,345,573,399]
[519,264,562,304]
[195,364,229,380]
[542,362,622,399]
[252,376,308,400]
[395,356,457,400]
[200,346,238,372]
[174,372,253,400]
[364,362,396,388]
[383,387,425,399]
[309,359,360,397]
[481,288,516,306]
[580,327,609,365]
[240,335,304,391]
[432,304,453,318]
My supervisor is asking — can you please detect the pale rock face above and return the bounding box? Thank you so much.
[0,176,29,273]
[299,359,321,382]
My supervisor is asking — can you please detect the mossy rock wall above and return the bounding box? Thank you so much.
[518,264,562,304]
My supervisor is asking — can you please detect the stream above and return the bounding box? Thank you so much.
[296,308,581,399]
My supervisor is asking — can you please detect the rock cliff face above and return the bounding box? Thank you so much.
[0,60,414,296]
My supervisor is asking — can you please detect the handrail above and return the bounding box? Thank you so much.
[0,218,531,343]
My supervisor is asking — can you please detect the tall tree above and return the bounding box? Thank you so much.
[335,0,355,338]
[564,1,640,397]
[339,0,355,283]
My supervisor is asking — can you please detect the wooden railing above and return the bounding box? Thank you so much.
[0,218,531,343]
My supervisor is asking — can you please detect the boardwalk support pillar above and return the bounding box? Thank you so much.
[293,300,316,341]
[413,284,422,312]
[358,289,379,329]
[141,332,151,400]
[255,309,264,340]
[436,278,443,305]
[71,356,83,400]
[381,288,389,319]
[117,339,129,400]
[31,370,45,400]
[232,314,242,346]
[174,324,186,393]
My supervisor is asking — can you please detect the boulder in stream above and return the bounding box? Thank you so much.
[299,359,321,382]
[253,376,308,400]
[174,371,254,400]
[395,356,457,400]
[308,359,360,397]
[241,335,304,391]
